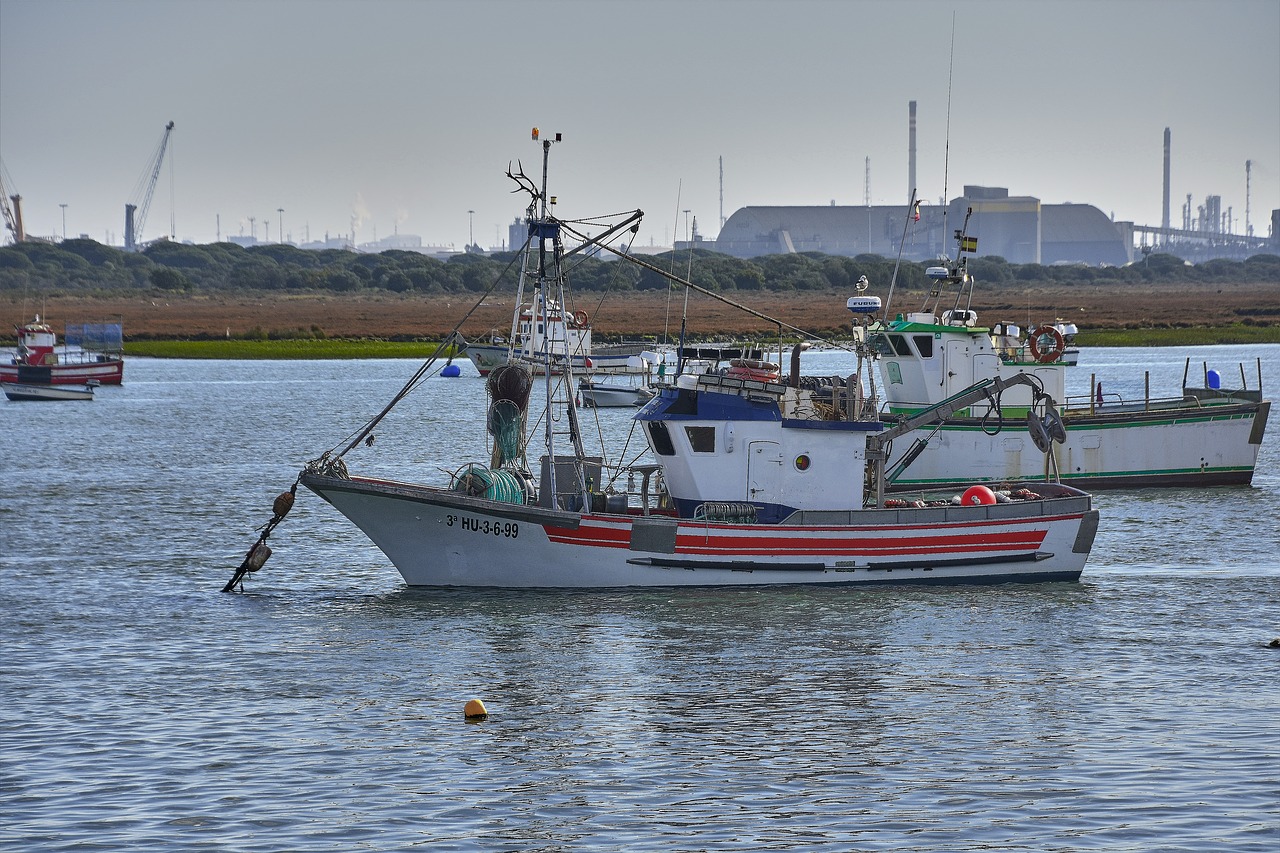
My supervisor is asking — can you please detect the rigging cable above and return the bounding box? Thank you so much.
[319,231,533,463]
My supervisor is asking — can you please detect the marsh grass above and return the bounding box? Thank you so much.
[121,325,1278,358]
[126,339,460,359]
[1078,325,1280,347]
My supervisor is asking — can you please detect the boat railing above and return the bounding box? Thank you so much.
[1071,360,1265,415]
[1069,367,1264,415]
[1063,390,1206,414]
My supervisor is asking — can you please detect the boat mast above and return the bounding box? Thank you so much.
[528,130,591,510]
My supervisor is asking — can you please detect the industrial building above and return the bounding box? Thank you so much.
[708,186,1135,266]
[683,111,1274,266]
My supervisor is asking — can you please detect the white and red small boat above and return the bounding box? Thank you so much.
[2,316,124,385]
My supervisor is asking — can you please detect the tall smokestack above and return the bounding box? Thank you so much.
[908,100,917,203]
[1246,159,1253,237]
[719,155,725,230]
[1162,127,1171,237]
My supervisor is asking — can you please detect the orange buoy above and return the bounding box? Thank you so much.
[464,698,488,720]
[961,485,998,506]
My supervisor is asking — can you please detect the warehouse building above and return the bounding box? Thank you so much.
[708,186,1134,266]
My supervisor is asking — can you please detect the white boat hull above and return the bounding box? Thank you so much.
[2,382,95,401]
[888,401,1270,490]
[580,382,653,407]
[465,344,638,376]
[302,474,1096,588]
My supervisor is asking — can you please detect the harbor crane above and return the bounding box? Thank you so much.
[0,158,25,244]
[124,120,175,251]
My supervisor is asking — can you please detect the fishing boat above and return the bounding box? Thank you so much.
[2,381,95,401]
[225,135,1099,592]
[461,304,648,376]
[1,317,124,385]
[863,212,1270,491]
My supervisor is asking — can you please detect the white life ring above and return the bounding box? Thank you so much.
[572,310,588,326]
[1028,325,1065,363]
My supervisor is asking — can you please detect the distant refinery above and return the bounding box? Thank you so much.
[2,108,1276,264]
[698,108,1275,266]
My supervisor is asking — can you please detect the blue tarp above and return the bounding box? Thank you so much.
[65,323,123,352]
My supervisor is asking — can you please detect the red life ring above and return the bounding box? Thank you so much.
[725,357,781,382]
[728,357,778,372]
[1028,326,1065,363]
[572,310,589,326]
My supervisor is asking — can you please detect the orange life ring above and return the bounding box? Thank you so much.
[1028,326,1065,363]
[572,310,589,326]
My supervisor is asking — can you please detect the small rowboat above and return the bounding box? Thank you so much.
[2,381,96,401]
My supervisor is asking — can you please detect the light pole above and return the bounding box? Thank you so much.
[278,208,284,244]
[468,209,475,248]
[683,209,691,246]
[59,203,67,241]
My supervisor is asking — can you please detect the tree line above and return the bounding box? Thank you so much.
[1,237,1277,296]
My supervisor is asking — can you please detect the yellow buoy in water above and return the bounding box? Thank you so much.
[464,699,488,720]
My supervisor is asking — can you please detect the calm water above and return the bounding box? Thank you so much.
[2,345,1278,852]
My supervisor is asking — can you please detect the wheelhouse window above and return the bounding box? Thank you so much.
[870,334,896,357]
[647,421,676,456]
[684,426,716,453]
[912,335,934,358]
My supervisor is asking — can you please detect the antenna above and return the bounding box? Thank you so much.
[908,100,917,204]
[941,13,956,257]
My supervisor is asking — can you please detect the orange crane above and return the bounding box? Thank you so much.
[124,120,175,251]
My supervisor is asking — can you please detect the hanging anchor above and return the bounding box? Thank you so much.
[222,483,298,592]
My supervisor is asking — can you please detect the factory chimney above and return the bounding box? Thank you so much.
[1246,159,1252,238]
[908,100,917,203]
[1162,127,1171,239]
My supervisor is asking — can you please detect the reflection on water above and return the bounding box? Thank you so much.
[2,348,1278,851]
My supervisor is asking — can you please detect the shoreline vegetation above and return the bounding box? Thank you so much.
[115,324,1280,359]
[4,280,1280,358]
[3,241,1278,357]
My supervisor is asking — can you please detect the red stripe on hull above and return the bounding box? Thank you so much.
[545,515,1062,556]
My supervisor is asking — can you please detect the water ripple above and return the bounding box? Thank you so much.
[3,351,1279,851]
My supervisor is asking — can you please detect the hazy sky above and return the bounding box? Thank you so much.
[2,0,1277,250]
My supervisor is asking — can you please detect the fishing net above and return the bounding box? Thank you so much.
[486,362,532,468]
[488,399,524,468]
[487,363,533,411]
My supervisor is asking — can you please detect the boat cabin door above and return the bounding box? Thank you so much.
[944,339,976,399]
[747,440,784,507]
